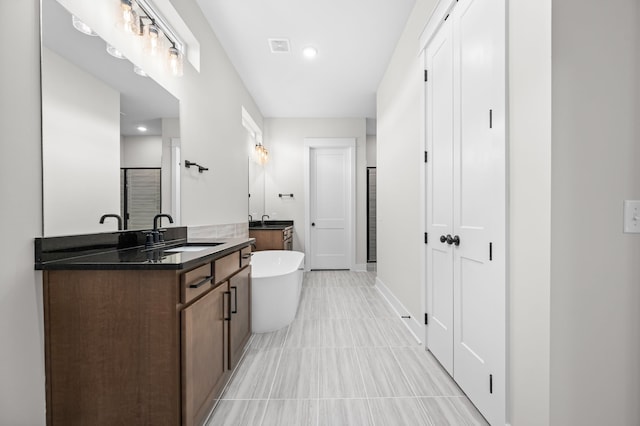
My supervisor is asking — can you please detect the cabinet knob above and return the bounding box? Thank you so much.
[311,223,315,226]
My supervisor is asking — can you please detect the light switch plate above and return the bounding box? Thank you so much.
[623,200,640,233]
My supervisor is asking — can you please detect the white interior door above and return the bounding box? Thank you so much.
[424,0,506,424]
[452,0,505,423]
[425,16,455,375]
[306,139,355,270]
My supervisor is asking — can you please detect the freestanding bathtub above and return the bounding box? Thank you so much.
[251,250,305,333]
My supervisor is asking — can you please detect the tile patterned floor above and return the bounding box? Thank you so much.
[206,271,488,426]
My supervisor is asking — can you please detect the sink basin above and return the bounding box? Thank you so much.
[164,242,223,253]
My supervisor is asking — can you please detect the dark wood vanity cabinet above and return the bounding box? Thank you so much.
[250,226,293,251]
[43,244,252,426]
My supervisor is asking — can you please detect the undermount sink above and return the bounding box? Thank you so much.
[164,242,223,253]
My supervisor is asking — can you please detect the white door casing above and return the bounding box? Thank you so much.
[425,15,455,375]
[423,0,506,424]
[304,138,356,270]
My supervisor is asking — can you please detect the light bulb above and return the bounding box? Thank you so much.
[167,46,183,77]
[120,0,141,34]
[144,23,164,56]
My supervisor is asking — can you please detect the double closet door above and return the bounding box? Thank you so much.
[424,0,506,424]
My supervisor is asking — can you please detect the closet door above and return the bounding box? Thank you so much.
[425,17,455,375]
[453,0,506,424]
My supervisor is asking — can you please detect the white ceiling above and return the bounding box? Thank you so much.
[195,0,416,120]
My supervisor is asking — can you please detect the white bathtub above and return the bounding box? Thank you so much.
[251,250,305,333]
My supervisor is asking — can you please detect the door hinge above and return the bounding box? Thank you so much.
[425,313,429,325]
[489,374,493,394]
[489,242,493,261]
[424,69,428,82]
[424,151,428,163]
[424,232,428,244]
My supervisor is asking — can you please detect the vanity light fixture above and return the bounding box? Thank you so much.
[137,126,148,132]
[255,143,269,165]
[71,15,97,36]
[117,0,185,77]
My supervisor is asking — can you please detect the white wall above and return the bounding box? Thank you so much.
[0,0,46,424]
[366,135,377,167]
[121,135,163,168]
[550,0,640,424]
[161,117,180,215]
[42,48,121,236]
[508,1,553,425]
[377,0,436,318]
[263,118,368,266]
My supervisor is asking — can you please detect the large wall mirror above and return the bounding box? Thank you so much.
[41,0,180,236]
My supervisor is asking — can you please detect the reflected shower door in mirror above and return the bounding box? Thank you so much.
[41,0,180,236]
[248,158,265,220]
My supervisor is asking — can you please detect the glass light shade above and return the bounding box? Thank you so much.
[120,0,140,34]
[255,144,269,164]
[106,44,126,59]
[144,24,164,56]
[71,15,97,36]
[167,46,184,77]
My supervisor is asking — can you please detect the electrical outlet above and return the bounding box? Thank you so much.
[623,200,640,233]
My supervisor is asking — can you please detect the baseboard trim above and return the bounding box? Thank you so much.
[352,263,367,272]
[375,277,424,344]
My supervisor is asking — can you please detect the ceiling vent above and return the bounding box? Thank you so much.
[268,38,290,53]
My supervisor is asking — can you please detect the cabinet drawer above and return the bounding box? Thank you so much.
[181,263,213,304]
[240,246,252,268]
[215,251,240,284]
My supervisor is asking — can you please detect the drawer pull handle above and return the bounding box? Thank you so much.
[189,275,213,289]
[224,291,231,321]
[242,253,253,259]
[231,286,238,314]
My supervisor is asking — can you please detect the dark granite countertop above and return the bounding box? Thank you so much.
[249,220,294,230]
[35,227,254,271]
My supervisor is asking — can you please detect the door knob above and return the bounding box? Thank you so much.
[451,235,460,246]
[440,235,447,243]
[445,234,453,245]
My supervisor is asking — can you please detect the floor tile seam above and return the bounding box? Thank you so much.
[346,318,377,426]
[260,324,292,426]
[388,344,421,399]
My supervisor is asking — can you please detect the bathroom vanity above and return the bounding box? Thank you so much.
[36,228,252,426]
[249,220,293,251]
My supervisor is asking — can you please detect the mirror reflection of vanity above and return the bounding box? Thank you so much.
[41,0,180,236]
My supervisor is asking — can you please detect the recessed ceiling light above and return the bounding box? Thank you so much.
[106,44,126,59]
[133,65,148,77]
[71,15,97,36]
[302,47,317,59]
[137,126,148,132]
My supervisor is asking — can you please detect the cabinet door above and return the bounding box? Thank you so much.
[182,284,229,426]
[229,266,251,369]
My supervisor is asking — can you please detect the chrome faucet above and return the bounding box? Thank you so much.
[261,214,269,225]
[99,214,123,230]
